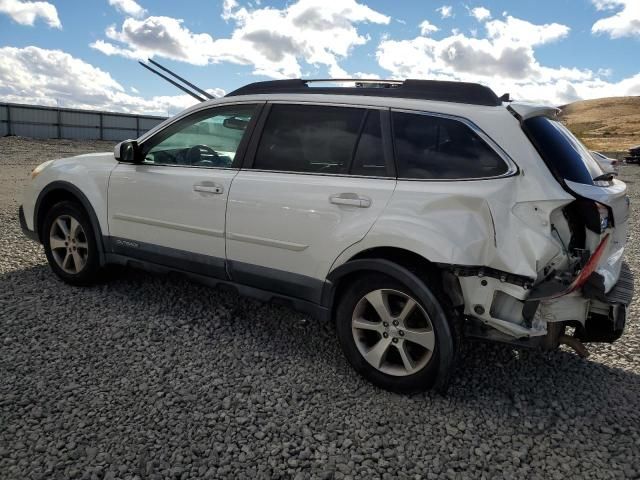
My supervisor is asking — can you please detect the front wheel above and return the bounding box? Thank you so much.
[42,201,101,285]
[335,273,448,393]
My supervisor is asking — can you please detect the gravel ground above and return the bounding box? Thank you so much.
[1,136,639,480]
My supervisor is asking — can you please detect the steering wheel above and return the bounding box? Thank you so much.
[186,144,221,166]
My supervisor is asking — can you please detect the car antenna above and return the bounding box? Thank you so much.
[138,59,212,102]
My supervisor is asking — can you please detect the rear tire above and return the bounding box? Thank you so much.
[42,201,101,286]
[335,273,448,393]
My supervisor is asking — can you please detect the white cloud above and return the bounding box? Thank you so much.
[92,17,219,65]
[376,13,640,104]
[0,46,215,115]
[470,6,491,22]
[419,20,439,35]
[485,15,570,45]
[436,5,453,19]
[0,0,60,28]
[92,0,390,79]
[108,0,146,18]
[591,0,640,38]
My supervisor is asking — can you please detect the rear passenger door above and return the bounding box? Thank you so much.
[225,103,396,303]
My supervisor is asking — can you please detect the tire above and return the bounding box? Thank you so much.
[42,200,101,286]
[335,273,448,393]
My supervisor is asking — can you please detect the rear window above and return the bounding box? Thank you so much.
[523,116,603,185]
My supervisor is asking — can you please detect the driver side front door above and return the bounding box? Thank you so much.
[107,102,262,279]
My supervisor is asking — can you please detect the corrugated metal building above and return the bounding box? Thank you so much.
[0,103,167,141]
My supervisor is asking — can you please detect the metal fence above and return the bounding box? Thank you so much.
[0,103,167,141]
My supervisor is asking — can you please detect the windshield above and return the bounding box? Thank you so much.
[523,116,603,185]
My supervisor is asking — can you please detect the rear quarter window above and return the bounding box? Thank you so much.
[392,112,509,180]
[523,116,603,185]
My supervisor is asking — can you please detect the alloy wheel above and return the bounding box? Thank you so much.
[49,215,89,274]
[351,288,435,376]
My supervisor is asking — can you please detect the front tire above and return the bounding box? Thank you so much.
[42,201,101,285]
[336,273,448,393]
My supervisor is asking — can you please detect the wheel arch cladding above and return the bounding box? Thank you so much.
[35,181,106,264]
[325,258,456,392]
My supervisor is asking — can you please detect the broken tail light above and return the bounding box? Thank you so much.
[568,233,610,293]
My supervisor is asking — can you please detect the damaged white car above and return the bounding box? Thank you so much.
[19,79,633,392]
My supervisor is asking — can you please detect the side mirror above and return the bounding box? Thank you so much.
[114,140,140,163]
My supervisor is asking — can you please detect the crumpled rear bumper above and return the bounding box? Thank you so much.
[578,261,633,343]
[604,261,634,305]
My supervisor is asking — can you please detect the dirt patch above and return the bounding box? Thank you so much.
[561,96,640,152]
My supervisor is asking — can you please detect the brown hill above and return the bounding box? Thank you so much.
[560,96,640,153]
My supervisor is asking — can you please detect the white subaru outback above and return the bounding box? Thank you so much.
[19,79,633,393]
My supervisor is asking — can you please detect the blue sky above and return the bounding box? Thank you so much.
[0,0,639,115]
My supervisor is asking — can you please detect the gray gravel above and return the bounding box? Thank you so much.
[1,136,640,479]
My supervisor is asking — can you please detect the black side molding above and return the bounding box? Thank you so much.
[18,206,39,242]
[104,253,329,322]
[105,236,228,280]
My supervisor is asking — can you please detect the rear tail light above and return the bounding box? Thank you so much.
[543,234,610,300]
[568,233,610,293]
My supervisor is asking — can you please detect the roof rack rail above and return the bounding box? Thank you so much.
[226,79,502,106]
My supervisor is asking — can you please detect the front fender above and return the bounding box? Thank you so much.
[34,181,107,265]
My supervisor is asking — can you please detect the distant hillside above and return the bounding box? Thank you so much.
[560,96,640,153]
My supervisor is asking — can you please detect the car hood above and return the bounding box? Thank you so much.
[52,151,115,165]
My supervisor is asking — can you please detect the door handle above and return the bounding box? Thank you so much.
[193,184,223,194]
[329,193,371,208]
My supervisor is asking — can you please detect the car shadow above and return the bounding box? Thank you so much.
[2,263,639,415]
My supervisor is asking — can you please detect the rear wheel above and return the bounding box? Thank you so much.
[42,201,101,285]
[336,273,447,393]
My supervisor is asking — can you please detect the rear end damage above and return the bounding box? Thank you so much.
[453,197,632,355]
[451,106,634,354]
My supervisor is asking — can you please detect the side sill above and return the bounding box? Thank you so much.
[105,253,330,322]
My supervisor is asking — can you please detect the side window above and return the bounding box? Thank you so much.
[253,104,364,174]
[392,112,508,180]
[141,104,258,168]
[350,111,388,177]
